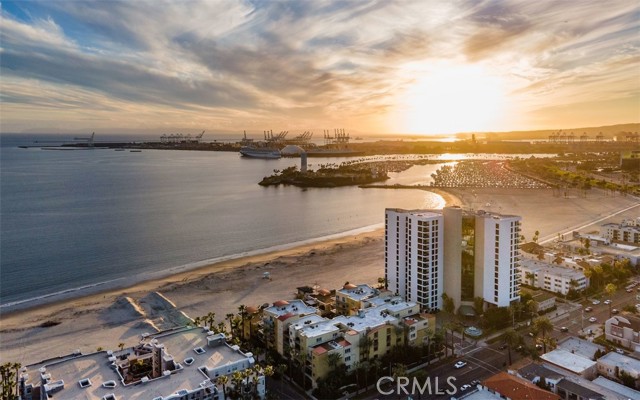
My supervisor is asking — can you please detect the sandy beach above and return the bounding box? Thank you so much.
[1,187,638,365]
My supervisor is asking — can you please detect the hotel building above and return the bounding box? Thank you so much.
[385,207,521,311]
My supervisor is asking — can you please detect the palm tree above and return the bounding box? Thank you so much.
[326,352,342,371]
[605,283,617,317]
[238,305,247,342]
[226,313,235,337]
[118,342,125,351]
[525,272,535,286]
[216,375,229,397]
[502,328,519,365]
[231,370,244,397]
[423,327,435,365]
[534,317,553,353]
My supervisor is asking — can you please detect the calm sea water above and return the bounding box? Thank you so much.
[0,134,444,308]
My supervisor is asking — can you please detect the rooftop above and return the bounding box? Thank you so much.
[607,314,640,332]
[517,363,564,381]
[592,376,640,400]
[21,327,252,400]
[263,299,317,318]
[337,283,378,301]
[556,378,605,400]
[519,259,586,280]
[483,372,560,400]
[540,349,596,374]
[556,337,605,361]
[598,352,640,375]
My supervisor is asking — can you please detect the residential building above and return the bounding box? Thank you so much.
[18,327,263,400]
[601,219,640,245]
[262,299,318,355]
[555,379,606,400]
[481,372,560,400]
[556,337,605,361]
[519,259,588,295]
[592,376,640,400]
[531,291,556,313]
[385,208,444,311]
[335,283,379,315]
[596,352,640,383]
[539,349,597,379]
[604,314,640,352]
[385,207,521,311]
[516,363,564,392]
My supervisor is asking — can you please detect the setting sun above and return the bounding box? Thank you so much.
[398,64,508,134]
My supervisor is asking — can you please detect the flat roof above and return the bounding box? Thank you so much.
[540,349,596,374]
[557,337,604,361]
[517,363,564,381]
[598,352,640,376]
[22,327,252,400]
[264,299,317,317]
[519,259,586,279]
[337,284,377,301]
[592,376,640,400]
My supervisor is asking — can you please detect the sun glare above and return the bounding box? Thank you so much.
[399,64,507,134]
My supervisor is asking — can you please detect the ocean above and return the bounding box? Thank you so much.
[0,134,445,309]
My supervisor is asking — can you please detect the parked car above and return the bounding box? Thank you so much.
[604,299,612,305]
[535,344,543,350]
[454,361,467,369]
[585,307,593,312]
[616,349,625,354]
[460,384,472,391]
[498,344,507,350]
[627,289,633,293]
[560,326,569,332]
[589,317,597,323]
[612,308,619,314]
[592,300,601,305]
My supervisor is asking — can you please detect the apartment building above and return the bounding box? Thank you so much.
[519,259,588,295]
[605,314,640,352]
[262,299,318,356]
[601,219,640,245]
[335,283,380,315]
[597,352,640,383]
[18,327,262,400]
[385,207,521,311]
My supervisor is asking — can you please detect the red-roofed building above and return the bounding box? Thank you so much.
[482,372,560,400]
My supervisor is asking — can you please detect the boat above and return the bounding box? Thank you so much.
[130,149,142,153]
[239,145,281,159]
[114,149,125,151]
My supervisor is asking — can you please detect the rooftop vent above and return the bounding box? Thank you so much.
[78,378,92,388]
[194,347,206,355]
[102,381,117,388]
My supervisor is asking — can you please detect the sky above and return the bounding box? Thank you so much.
[1,0,639,136]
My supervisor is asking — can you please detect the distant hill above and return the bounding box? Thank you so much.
[460,123,639,140]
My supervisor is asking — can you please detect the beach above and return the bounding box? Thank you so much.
[1,187,638,365]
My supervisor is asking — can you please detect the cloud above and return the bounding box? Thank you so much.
[0,0,638,133]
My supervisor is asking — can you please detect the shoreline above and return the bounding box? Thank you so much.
[1,188,461,316]
[2,187,639,365]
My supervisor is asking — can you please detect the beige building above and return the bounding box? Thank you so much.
[335,283,379,315]
[262,299,318,355]
[605,314,640,352]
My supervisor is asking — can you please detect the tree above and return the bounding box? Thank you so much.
[377,277,387,289]
[502,329,519,365]
[326,352,342,371]
[584,238,591,254]
[216,375,229,397]
[118,342,125,351]
[473,297,484,316]
[442,293,455,314]
[533,230,540,243]
[525,272,535,286]
[534,317,553,353]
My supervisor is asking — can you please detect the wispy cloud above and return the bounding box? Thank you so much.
[1,0,638,134]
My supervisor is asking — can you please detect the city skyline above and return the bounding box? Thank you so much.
[1,0,638,135]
